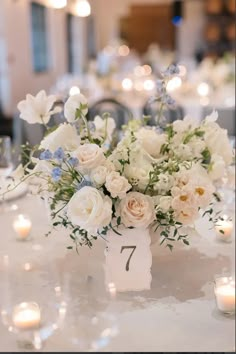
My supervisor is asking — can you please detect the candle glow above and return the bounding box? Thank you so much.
[214,277,235,314]
[215,215,233,242]
[13,214,32,240]
[12,302,41,330]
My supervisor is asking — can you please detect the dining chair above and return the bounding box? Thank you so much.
[143,101,184,125]
[87,97,133,129]
[142,99,184,126]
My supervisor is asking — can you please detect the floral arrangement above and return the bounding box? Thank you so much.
[9,65,234,251]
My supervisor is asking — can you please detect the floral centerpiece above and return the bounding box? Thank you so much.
[7,65,234,252]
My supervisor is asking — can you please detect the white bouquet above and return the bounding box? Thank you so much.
[8,65,234,251]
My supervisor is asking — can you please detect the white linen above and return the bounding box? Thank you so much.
[0,194,235,352]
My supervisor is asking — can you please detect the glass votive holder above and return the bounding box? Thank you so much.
[214,276,235,315]
[215,215,233,243]
[13,214,32,241]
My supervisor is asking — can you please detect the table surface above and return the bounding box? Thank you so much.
[0,191,235,352]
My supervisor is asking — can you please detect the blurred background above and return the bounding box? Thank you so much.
[0,0,235,142]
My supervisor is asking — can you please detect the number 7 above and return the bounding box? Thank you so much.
[120,246,137,271]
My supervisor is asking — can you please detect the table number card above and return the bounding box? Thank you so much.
[104,228,152,292]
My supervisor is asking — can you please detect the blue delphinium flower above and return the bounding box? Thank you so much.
[88,122,96,132]
[53,147,64,161]
[51,167,62,182]
[76,178,92,190]
[68,157,79,167]
[163,64,180,77]
[39,149,52,160]
[163,95,176,108]
[156,80,166,95]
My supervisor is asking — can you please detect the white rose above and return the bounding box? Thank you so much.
[67,186,112,233]
[17,90,61,125]
[118,192,155,228]
[209,154,226,181]
[135,128,167,158]
[90,161,115,187]
[73,144,105,172]
[94,115,116,141]
[64,94,88,123]
[105,171,131,199]
[40,123,80,152]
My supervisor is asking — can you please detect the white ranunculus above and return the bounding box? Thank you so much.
[105,171,131,199]
[67,187,112,234]
[90,161,115,187]
[118,192,155,228]
[171,186,197,210]
[135,128,167,158]
[73,144,105,172]
[209,154,226,181]
[174,205,199,225]
[40,123,80,152]
[64,94,88,123]
[94,115,116,141]
[17,90,61,125]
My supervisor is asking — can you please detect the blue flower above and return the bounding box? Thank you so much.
[163,64,180,77]
[88,122,96,132]
[68,157,79,167]
[53,147,64,161]
[76,178,92,190]
[163,95,176,108]
[51,167,62,182]
[39,149,53,160]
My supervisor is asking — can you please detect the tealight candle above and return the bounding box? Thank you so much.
[12,302,41,330]
[215,215,233,242]
[13,214,32,240]
[214,277,235,314]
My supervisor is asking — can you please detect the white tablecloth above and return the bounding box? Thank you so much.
[0,193,235,352]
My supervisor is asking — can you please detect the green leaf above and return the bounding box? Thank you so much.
[67,246,73,250]
[183,239,189,245]
[166,244,173,251]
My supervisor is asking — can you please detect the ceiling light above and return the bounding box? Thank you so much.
[75,0,91,17]
[49,0,67,9]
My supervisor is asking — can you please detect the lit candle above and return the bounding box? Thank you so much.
[13,214,32,240]
[214,277,235,314]
[108,282,117,299]
[215,215,233,242]
[12,302,41,330]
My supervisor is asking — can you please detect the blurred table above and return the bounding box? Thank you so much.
[0,193,235,352]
